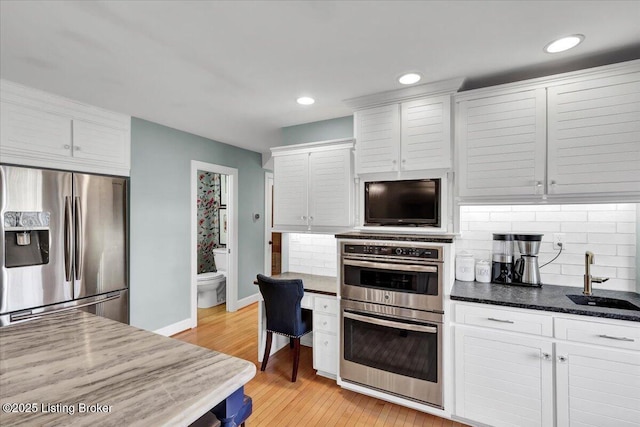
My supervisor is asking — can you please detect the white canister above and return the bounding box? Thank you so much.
[456,252,475,281]
[475,259,491,283]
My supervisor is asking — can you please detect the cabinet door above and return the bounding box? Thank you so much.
[555,342,640,427]
[0,101,72,161]
[454,326,554,427]
[308,148,352,227]
[313,330,337,375]
[547,71,640,196]
[354,104,401,174]
[273,153,309,227]
[457,89,546,199]
[401,96,451,170]
[72,120,130,171]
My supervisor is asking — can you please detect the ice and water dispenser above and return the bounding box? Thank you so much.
[4,212,50,268]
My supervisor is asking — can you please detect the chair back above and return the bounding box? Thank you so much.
[256,274,305,337]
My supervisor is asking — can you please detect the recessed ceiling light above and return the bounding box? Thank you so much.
[544,34,585,53]
[296,96,315,105]
[398,73,422,85]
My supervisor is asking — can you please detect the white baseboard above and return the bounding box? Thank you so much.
[236,292,261,310]
[154,318,195,337]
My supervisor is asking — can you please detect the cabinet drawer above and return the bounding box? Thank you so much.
[456,303,553,337]
[313,331,337,375]
[314,312,337,334]
[555,318,640,351]
[314,296,338,315]
[301,294,314,310]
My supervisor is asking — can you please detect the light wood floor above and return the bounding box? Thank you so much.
[173,303,467,427]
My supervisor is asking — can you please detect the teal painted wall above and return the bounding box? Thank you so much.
[130,118,264,331]
[281,116,353,145]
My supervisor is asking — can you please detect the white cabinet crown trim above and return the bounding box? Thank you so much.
[344,77,464,110]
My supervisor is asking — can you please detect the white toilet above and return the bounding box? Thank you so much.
[197,248,227,308]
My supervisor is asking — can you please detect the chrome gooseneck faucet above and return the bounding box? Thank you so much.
[583,251,609,296]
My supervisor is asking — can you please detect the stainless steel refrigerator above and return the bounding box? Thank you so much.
[0,165,128,326]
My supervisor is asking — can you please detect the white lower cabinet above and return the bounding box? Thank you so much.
[312,296,338,377]
[454,326,554,427]
[453,302,640,427]
[555,342,640,427]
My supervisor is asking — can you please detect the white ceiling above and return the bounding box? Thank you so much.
[1,1,639,154]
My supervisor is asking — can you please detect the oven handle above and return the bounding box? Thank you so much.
[343,310,438,334]
[342,258,438,273]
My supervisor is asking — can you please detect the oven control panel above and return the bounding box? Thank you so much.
[343,244,439,259]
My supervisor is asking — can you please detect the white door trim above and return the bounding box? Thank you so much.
[190,161,239,328]
[264,172,274,275]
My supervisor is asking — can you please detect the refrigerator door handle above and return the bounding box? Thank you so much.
[64,196,73,282]
[10,293,121,322]
[74,196,83,280]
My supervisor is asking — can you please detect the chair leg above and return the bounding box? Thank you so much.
[261,331,272,372]
[292,337,301,382]
[289,337,294,349]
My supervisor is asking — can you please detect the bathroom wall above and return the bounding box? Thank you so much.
[197,171,221,273]
[457,203,637,292]
[287,233,338,277]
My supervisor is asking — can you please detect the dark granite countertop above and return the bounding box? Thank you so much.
[451,280,640,322]
[335,231,456,243]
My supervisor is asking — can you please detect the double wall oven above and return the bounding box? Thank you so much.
[340,240,444,408]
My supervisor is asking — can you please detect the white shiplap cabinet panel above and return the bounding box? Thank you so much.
[354,104,401,174]
[72,120,130,170]
[0,80,131,176]
[555,342,640,427]
[400,96,451,170]
[457,89,547,198]
[272,139,354,232]
[0,101,72,161]
[455,326,554,427]
[308,148,351,227]
[547,71,640,196]
[273,153,309,227]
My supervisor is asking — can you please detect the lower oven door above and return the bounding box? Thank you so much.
[340,299,443,408]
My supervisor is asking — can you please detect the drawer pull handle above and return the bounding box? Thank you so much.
[558,356,567,363]
[323,305,328,309]
[541,353,551,360]
[487,317,514,324]
[324,341,329,346]
[597,334,635,342]
[322,321,327,326]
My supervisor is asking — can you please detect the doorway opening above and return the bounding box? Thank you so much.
[191,161,238,327]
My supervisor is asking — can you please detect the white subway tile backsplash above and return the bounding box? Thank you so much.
[618,245,637,257]
[588,211,635,222]
[617,222,636,234]
[459,203,638,292]
[561,222,617,233]
[588,233,635,245]
[287,233,338,277]
[535,211,588,222]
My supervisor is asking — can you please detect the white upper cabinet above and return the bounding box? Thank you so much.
[354,96,452,175]
[547,70,640,195]
[354,104,400,174]
[457,89,546,198]
[347,78,462,176]
[456,60,640,203]
[401,96,452,171]
[272,139,354,232]
[0,79,131,176]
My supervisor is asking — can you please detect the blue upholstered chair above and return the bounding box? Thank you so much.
[256,274,313,382]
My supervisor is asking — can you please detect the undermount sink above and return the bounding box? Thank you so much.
[567,294,640,311]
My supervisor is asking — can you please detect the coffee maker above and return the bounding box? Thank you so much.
[491,233,515,284]
[513,233,543,286]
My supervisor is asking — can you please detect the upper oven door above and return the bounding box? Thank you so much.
[341,257,443,312]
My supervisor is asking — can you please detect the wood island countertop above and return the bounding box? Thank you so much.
[0,310,255,426]
[256,272,337,296]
